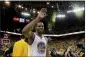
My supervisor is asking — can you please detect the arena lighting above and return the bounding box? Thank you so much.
[51,6,54,8]
[5,1,10,4]
[33,10,36,13]
[0,30,84,36]
[18,5,22,8]
[4,1,10,6]
[47,2,50,5]
[37,11,39,14]
[57,14,66,18]
[19,18,25,23]
[21,12,30,16]
[67,7,84,13]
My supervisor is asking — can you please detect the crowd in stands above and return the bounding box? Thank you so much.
[48,36,85,57]
[0,33,85,57]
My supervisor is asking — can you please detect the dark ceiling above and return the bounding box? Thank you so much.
[0,1,85,34]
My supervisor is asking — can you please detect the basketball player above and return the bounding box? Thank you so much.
[12,35,28,57]
[22,8,51,57]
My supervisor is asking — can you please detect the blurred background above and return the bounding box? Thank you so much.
[0,1,85,57]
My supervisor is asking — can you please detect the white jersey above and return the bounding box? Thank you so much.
[28,33,47,57]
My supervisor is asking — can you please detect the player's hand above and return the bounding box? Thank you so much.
[37,8,47,19]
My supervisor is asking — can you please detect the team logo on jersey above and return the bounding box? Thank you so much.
[37,41,45,54]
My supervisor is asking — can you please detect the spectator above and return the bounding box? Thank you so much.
[50,48,57,57]
[65,45,78,57]
[4,46,13,57]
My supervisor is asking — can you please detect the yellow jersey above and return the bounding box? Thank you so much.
[12,39,28,57]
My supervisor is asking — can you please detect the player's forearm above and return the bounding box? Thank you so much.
[22,17,40,34]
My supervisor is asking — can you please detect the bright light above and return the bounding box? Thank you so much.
[67,7,84,13]
[51,6,54,8]
[73,7,84,12]
[33,10,36,13]
[47,2,50,4]
[4,1,10,6]
[18,5,22,8]
[57,14,66,18]
[37,11,39,14]
[17,4,24,9]
[5,1,10,4]
[67,11,72,13]
[5,0,9,1]
[21,12,30,16]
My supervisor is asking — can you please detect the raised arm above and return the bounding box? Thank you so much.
[22,8,47,40]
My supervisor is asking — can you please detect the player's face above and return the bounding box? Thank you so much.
[35,22,44,34]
